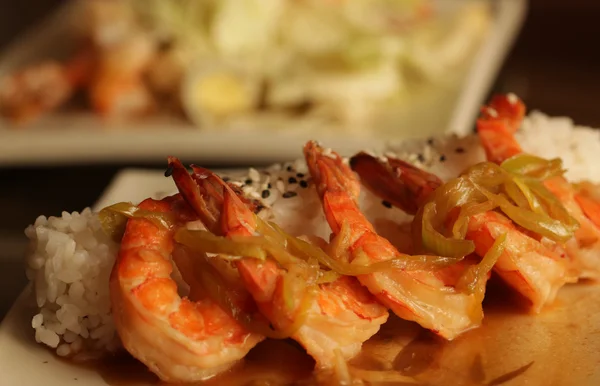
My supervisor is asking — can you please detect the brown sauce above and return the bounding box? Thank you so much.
[70,282,600,386]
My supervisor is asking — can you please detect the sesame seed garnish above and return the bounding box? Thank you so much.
[164,164,174,177]
[417,154,425,162]
[487,107,498,118]
[288,177,297,184]
[249,168,260,182]
[300,180,308,188]
[222,176,231,182]
[455,147,465,154]
[267,183,272,189]
[249,191,261,200]
[424,146,432,162]
[245,178,253,185]
[276,180,285,193]
[439,155,446,162]
[382,200,392,208]
[262,190,270,199]
[427,138,434,145]
[296,173,305,178]
[287,165,293,172]
[282,191,297,198]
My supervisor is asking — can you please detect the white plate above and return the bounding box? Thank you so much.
[0,0,526,167]
[2,168,600,385]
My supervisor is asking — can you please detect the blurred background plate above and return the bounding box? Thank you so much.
[0,0,526,167]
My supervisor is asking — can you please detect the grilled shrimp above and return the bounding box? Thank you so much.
[109,195,264,383]
[349,150,573,312]
[168,158,389,368]
[0,48,94,124]
[88,32,156,119]
[478,94,600,280]
[304,141,489,340]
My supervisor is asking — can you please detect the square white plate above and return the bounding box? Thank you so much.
[0,0,527,167]
[3,167,600,385]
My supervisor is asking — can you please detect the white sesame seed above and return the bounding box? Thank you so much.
[424,146,432,162]
[249,168,260,182]
[507,93,518,105]
[249,191,261,200]
[487,107,498,117]
[378,155,388,163]
[384,151,397,159]
[276,180,285,193]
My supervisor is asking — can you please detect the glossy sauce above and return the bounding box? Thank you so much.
[85,280,600,386]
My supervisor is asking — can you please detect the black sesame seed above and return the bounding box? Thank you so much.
[261,190,270,199]
[164,164,174,177]
[427,137,434,145]
[286,165,293,172]
[299,180,308,188]
[296,173,305,178]
[245,178,253,185]
[455,147,465,154]
[417,154,425,162]
[222,176,231,182]
[43,361,48,364]
[254,204,265,214]
[439,155,446,162]
[282,191,298,198]
[288,177,298,184]
[267,183,272,189]
[382,200,392,208]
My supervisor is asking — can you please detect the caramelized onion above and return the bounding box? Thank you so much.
[456,234,506,298]
[415,157,579,256]
[98,202,175,241]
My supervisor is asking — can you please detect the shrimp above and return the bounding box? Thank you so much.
[168,157,389,368]
[349,150,573,312]
[478,94,600,280]
[109,195,264,383]
[304,141,487,340]
[0,48,94,124]
[88,32,156,119]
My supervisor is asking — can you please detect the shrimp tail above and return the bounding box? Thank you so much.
[349,152,442,215]
[477,94,526,164]
[304,141,361,202]
[167,157,220,232]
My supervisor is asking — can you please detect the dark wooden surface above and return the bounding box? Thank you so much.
[0,0,599,319]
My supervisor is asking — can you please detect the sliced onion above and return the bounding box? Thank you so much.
[456,233,506,297]
[501,154,565,179]
[268,219,457,273]
[421,202,475,258]
[174,228,270,261]
[474,185,575,243]
[193,254,314,339]
[98,202,176,241]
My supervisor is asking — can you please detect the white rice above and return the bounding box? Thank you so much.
[25,208,120,357]
[24,112,600,356]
